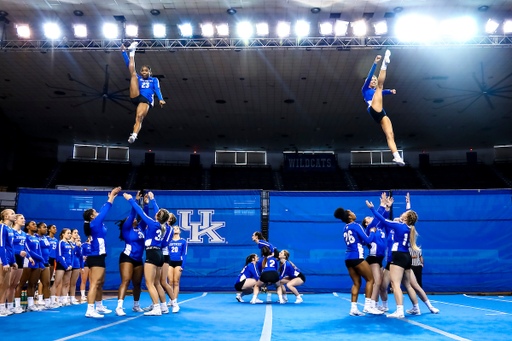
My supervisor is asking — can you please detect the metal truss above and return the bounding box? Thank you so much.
[2,36,512,51]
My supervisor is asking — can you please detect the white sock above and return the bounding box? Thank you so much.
[351,302,358,311]
[160,302,167,310]
[172,299,177,305]
[382,300,388,308]
[15,298,21,307]
[424,300,434,309]
[45,299,51,306]
[87,303,95,312]
[413,303,419,310]
[393,151,401,160]
[39,295,43,302]
[397,305,404,314]
[51,296,56,303]
[131,132,137,137]
[364,298,371,309]
[81,290,85,297]
[278,294,283,300]
[370,300,376,308]
[129,50,136,57]
[117,299,124,309]
[381,63,387,71]
[7,302,13,309]
[153,304,161,311]
[0,303,5,311]
[134,301,140,307]
[28,297,34,307]
[96,301,103,308]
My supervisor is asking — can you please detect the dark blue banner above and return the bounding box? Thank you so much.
[283,153,337,172]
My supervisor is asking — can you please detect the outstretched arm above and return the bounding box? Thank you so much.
[383,89,396,95]
[153,78,165,108]
[362,55,381,91]
[124,194,156,227]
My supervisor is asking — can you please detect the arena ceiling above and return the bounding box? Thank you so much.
[0,0,512,153]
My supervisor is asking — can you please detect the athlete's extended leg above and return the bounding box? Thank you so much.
[408,270,439,314]
[381,116,398,153]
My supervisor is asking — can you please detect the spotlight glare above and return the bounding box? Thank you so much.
[334,20,349,36]
[16,24,30,38]
[439,17,477,40]
[201,23,214,37]
[103,23,119,39]
[277,22,291,37]
[256,23,269,36]
[374,20,388,35]
[295,20,310,37]
[216,23,229,37]
[237,22,253,38]
[485,19,499,34]
[74,24,87,38]
[395,15,438,43]
[179,23,193,37]
[351,20,367,36]
[153,24,166,38]
[125,24,138,37]
[44,23,61,39]
[319,22,333,35]
[504,20,512,34]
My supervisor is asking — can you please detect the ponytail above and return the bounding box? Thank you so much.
[254,231,266,241]
[245,254,257,266]
[278,250,298,273]
[83,209,95,237]
[261,246,271,269]
[409,225,421,252]
[116,217,128,241]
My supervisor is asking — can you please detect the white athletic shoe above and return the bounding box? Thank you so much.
[161,306,170,314]
[13,306,25,314]
[167,301,173,307]
[250,298,264,304]
[128,134,137,144]
[132,306,144,313]
[96,307,112,314]
[27,305,40,312]
[115,307,126,316]
[349,309,365,316]
[81,297,87,303]
[295,296,303,304]
[49,303,60,309]
[71,299,80,305]
[363,307,385,315]
[142,305,153,312]
[377,305,389,312]
[172,304,180,313]
[429,306,440,314]
[37,300,45,306]
[144,307,162,316]
[386,310,405,318]
[85,310,104,318]
[2,308,14,316]
[236,295,244,303]
[393,157,405,166]
[128,41,139,51]
[406,307,421,315]
[384,50,391,64]
[279,298,286,304]
[283,295,288,303]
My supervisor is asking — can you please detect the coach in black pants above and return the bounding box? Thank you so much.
[410,248,423,288]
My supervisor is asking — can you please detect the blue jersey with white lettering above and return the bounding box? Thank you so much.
[386,230,395,262]
[25,234,45,269]
[365,206,389,257]
[48,236,58,259]
[57,240,73,269]
[13,229,27,256]
[370,206,411,253]
[38,235,51,264]
[258,240,276,253]
[262,256,279,272]
[169,238,188,268]
[89,202,112,256]
[122,51,163,107]
[344,222,375,260]
[82,242,91,266]
[71,242,83,269]
[0,224,15,266]
[128,198,163,248]
[362,62,393,111]
[236,262,260,284]
[279,260,302,280]
[121,205,146,262]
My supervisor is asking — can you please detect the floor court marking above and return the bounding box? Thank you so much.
[463,294,512,303]
[54,293,208,341]
[260,293,273,341]
[333,293,472,341]
[430,300,512,316]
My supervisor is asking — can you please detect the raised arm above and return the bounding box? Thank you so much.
[362,56,380,91]
[367,201,403,234]
[382,89,396,96]
[122,50,130,69]
[126,196,156,227]
[357,224,375,245]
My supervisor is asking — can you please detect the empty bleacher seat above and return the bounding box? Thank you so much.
[134,162,202,190]
[210,165,274,190]
[349,165,425,191]
[51,159,131,188]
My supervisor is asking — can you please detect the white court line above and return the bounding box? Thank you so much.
[463,294,512,303]
[54,293,208,341]
[333,293,472,341]
[260,293,273,341]
[430,300,512,316]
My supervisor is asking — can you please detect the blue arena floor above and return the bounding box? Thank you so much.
[1,293,511,341]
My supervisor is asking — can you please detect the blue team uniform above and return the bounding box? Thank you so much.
[24,234,45,269]
[122,51,163,107]
[71,242,83,269]
[261,256,279,272]
[236,262,260,284]
[128,198,163,248]
[168,239,188,268]
[89,202,112,256]
[82,243,92,266]
[0,224,15,266]
[258,240,277,254]
[362,63,393,114]
[386,230,395,263]
[344,222,375,260]
[57,240,73,269]
[121,205,146,262]
[366,206,389,257]
[48,236,58,260]
[279,260,302,280]
[38,235,51,265]
[13,229,27,258]
[370,206,411,252]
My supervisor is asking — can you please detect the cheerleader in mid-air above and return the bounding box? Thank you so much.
[362,51,403,166]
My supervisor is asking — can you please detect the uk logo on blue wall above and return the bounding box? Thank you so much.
[178,210,226,244]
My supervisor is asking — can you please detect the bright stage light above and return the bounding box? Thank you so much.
[319,22,333,35]
[277,22,291,37]
[334,20,349,36]
[74,24,87,38]
[439,17,477,40]
[485,19,499,34]
[351,20,367,36]
[238,22,253,38]
[103,23,118,39]
[216,23,229,36]
[395,15,438,42]
[504,20,512,33]
[16,24,30,38]
[179,23,193,37]
[374,21,388,35]
[256,23,269,36]
[201,23,214,37]
[44,23,61,39]
[125,25,138,37]
[153,24,166,38]
[295,20,310,37]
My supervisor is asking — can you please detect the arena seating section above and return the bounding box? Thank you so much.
[134,163,203,190]
[349,165,425,191]
[51,160,131,188]
[1,157,57,191]
[210,165,274,190]
[419,163,507,189]
[281,167,350,191]
[494,161,512,184]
